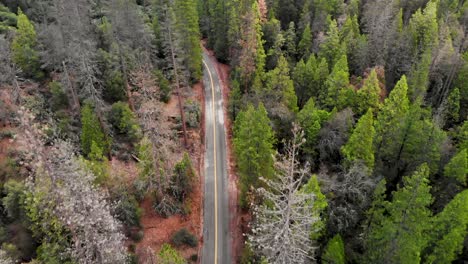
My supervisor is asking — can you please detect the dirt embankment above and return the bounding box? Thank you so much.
[135,82,205,262]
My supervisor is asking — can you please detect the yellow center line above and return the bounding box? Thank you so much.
[203,59,218,264]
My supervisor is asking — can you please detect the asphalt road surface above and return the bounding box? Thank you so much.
[201,51,231,264]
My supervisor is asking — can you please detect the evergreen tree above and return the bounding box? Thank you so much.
[342,109,375,170]
[170,153,195,202]
[297,98,331,158]
[424,190,468,264]
[301,174,328,240]
[264,55,298,112]
[375,75,410,163]
[283,22,297,59]
[365,164,433,264]
[174,0,203,81]
[297,24,312,59]
[356,69,381,116]
[80,104,109,157]
[238,2,266,91]
[318,19,346,68]
[322,234,345,264]
[233,103,275,208]
[320,54,349,110]
[446,87,460,124]
[11,8,42,78]
[443,149,467,186]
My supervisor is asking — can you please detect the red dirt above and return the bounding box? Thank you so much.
[134,82,204,263]
[202,46,243,264]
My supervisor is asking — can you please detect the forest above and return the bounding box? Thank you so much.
[0,0,467,263]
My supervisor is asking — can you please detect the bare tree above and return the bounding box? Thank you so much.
[19,112,127,264]
[249,126,320,263]
[319,162,378,235]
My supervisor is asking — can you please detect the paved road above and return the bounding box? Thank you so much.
[201,51,230,264]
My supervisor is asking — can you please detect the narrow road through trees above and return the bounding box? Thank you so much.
[201,51,231,264]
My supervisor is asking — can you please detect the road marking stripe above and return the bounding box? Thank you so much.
[203,59,218,264]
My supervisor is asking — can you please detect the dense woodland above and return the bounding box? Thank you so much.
[0,0,467,263]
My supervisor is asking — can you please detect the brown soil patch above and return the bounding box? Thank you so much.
[134,82,204,263]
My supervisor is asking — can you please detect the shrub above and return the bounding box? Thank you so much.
[115,192,142,228]
[108,102,141,141]
[153,195,181,218]
[49,81,68,111]
[170,153,195,202]
[171,228,198,248]
[184,99,201,128]
[130,230,144,242]
[154,70,171,103]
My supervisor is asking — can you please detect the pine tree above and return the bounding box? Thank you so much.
[264,55,298,112]
[297,98,331,158]
[283,22,297,59]
[318,19,346,68]
[443,149,467,186]
[174,0,203,81]
[80,103,109,157]
[342,109,375,170]
[356,69,381,116]
[320,54,350,110]
[238,2,266,91]
[301,174,328,240]
[365,164,433,264]
[424,190,468,264]
[446,87,460,124]
[322,234,345,264]
[297,24,312,59]
[375,75,410,162]
[11,8,42,79]
[233,103,275,208]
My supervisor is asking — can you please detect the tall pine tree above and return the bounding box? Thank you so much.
[342,109,375,170]
[233,103,275,208]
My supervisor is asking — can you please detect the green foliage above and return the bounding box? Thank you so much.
[11,8,42,79]
[115,192,142,228]
[297,98,331,158]
[228,81,242,120]
[446,87,460,124]
[2,180,27,221]
[99,48,127,103]
[174,0,203,81]
[342,109,375,170]
[444,149,467,186]
[184,99,201,128]
[375,75,410,161]
[408,1,439,57]
[233,103,275,208]
[356,69,381,116]
[171,228,198,247]
[137,136,155,183]
[49,81,69,111]
[301,175,328,240]
[171,153,195,202]
[297,24,312,59]
[320,55,350,110]
[80,103,109,157]
[292,55,329,108]
[319,19,346,68]
[365,164,433,264]
[158,243,186,264]
[264,55,298,112]
[154,70,171,103]
[109,102,141,141]
[0,4,17,33]
[322,234,345,264]
[424,190,468,264]
[36,243,72,264]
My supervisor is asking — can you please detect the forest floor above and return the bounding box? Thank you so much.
[134,82,205,262]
